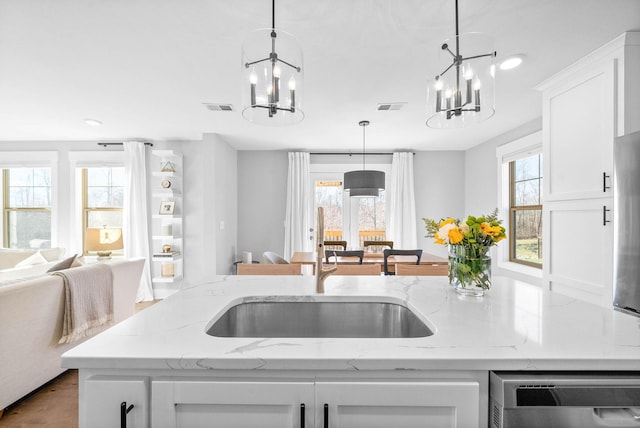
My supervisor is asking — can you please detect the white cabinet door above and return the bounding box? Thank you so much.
[542,59,615,202]
[152,379,314,428]
[82,376,149,428]
[544,198,614,306]
[315,381,480,428]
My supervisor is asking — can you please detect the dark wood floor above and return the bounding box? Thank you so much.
[0,300,159,427]
[0,370,79,428]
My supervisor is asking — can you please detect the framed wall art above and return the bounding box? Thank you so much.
[159,200,175,215]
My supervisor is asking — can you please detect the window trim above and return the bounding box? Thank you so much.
[508,159,543,268]
[81,167,125,256]
[2,167,53,249]
[496,131,544,281]
[0,151,58,249]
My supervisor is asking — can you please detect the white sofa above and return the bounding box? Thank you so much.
[0,258,145,411]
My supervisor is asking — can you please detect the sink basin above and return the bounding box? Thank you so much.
[206,300,434,338]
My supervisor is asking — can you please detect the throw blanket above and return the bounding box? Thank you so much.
[54,263,114,344]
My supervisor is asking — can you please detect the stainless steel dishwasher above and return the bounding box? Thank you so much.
[490,371,640,428]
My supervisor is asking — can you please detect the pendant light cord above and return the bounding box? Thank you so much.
[362,123,366,170]
[272,0,276,30]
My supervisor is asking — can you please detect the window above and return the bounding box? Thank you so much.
[82,167,125,255]
[509,153,543,267]
[2,168,52,248]
[312,177,387,249]
[315,181,344,240]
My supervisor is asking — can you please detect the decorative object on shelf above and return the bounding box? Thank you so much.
[161,223,173,236]
[343,120,385,198]
[161,179,172,189]
[423,210,505,296]
[85,225,124,260]
[161,263,175,277]
[163,244,172,253]
[159,201,175,215]
[160,161,176,173]
[241,0,304,125]
[426,0,497,129]
[154,250,180,258]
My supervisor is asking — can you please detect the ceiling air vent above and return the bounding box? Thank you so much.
[377,102,407,111]
[204,103,234,112]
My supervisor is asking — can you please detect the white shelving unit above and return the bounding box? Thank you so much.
[150,149,183,298]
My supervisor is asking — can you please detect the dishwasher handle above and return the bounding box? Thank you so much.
[594,407,640,422]
[509,386,640,408]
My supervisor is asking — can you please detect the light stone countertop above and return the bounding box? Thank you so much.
[61,274,640,372]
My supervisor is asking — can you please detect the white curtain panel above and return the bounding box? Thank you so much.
[123,141,154,302]
[284,152,313,260]
[388,152,418,249]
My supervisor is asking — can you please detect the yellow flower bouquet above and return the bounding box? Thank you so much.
[423,209,505,295]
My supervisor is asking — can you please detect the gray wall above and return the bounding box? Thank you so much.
[413,151,466,258]
[237,151,288,262]
[212,134,238,275]
[464,117,542,215]
[463,117,543,285]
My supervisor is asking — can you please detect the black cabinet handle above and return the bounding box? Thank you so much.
[120,402,134,428]
[603,172,611,192]
[603,206,611,226]
[324,403,329,428]
[300,403,305,428]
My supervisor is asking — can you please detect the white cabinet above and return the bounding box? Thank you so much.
[316,381,479,428]
[544,198,614,306]
[542,60,614,202]
[150,150,183,299]
[150,377,481,428]
[152,379,314,428]
[82,376,149,428]
[537,32,640,306]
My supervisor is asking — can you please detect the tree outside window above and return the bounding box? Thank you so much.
[509,154,543,267]
[2,168,52,249]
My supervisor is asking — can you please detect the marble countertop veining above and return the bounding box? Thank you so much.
[61,275,640,371]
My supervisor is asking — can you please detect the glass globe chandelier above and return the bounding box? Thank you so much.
[241,0,304,125]
[344,121,385,198]
[426,0,497,129]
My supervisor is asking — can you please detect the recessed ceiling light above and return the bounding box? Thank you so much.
[84,118,103,126]
[499,55,525,71]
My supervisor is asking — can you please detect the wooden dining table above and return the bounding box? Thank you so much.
[290,251,447,274]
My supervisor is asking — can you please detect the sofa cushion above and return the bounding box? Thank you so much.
[0,249,37,269]
[39,247,65,262]
[14,251,48,268]
[46,255,78,273]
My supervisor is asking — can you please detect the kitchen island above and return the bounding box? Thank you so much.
[62,275,640,427]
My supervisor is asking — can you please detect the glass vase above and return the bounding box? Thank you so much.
[448,245,491,297]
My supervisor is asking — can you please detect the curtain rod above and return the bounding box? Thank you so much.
[310,152,414,156]
[97,142,154,147]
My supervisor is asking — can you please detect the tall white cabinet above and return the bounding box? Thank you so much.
[537,32,640,306]
[150,150,183,299]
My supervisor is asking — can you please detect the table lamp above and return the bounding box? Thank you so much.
[85,226,123,260]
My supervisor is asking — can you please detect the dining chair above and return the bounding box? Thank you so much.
[383,249,423,276]
[324,240,347,251]
[237,263,301,275]
[395,264,448,276]
[363,240,394,251]
[261,251,289,264]
[331,264,381,275]
[325,250,365,264]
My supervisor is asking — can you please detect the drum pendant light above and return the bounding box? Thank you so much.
[344,121,385,198]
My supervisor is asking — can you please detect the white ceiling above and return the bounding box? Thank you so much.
[0,0,638,151]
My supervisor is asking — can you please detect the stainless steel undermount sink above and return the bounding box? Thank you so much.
[206,299,434,338]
